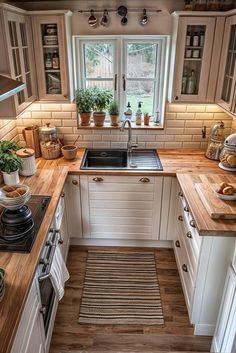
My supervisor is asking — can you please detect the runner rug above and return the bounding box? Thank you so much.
[78,251,164,325]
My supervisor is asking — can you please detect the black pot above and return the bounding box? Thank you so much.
[1,206,32,227]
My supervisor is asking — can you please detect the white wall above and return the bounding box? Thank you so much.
[12,0,184,35]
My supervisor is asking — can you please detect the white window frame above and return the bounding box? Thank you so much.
[73,35,170,127]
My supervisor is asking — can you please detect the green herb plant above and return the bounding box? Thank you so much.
[0,141,22,174]
[75,88,95,113]
[108,100,119,115]
[93,88,113,112]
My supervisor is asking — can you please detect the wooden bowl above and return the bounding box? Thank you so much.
[61,145,78,160]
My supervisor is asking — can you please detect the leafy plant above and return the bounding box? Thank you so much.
[93,88,113,112]
[75,88,95,113]
[0,141,22,174]
[108,100,119,115]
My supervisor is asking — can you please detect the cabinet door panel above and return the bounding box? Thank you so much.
[65,175,82,239]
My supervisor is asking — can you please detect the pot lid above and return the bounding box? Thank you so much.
[40,123,57,135]
[224,133,236,148]
[16,148,35,158]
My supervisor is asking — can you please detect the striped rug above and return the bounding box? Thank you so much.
[78,251,164,325]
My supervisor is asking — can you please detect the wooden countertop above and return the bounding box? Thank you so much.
[177,174,236,237]
[0,148,235,353]
[0,167,68,353]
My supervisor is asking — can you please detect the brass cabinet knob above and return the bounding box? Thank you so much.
[61,192,65,198]
[178,215,183,221]
[178,191,183,198]
[186,231,192,239]
[189,219,196,228]
[72,180,78,185]
[175,240,180,248]
[93,177,103,182]
[139,177,150,183]
[184,206,189,213]
[182,264,188,272]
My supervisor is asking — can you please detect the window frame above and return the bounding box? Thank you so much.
[73,35,170,127]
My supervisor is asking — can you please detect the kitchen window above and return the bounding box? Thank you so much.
[73,36,170,126]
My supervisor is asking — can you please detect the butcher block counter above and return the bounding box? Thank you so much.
[0,148,235,353]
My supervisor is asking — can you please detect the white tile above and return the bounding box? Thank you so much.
[27,103,41,111]
[110,142,127,149]
[57,127,74,134]
[164,142,182,148]
[184,127,202,135]
[185,120,203,128]
[61,103,76,112]
[214,112,232,121]
[102,135,120,141]
[165,112,177,120]
[62,119,78,127]
[93,142,111,149]
[166,120,185,128]
[52,112,72,119]
[137,135,156,142]
[205,104,223,113]
[32,112,51,119]
[176,112,195,120]
[156,135,174,142]
[168,104,187,113]
[175,135,192,142]
[195,113,214,120]
[41,103,61,111]
[186,105,206,113]
[85,135,102,141]
[166,128,185,135]
[183,142,201,148]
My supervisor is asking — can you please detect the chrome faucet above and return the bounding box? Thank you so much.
[120,118,138,153]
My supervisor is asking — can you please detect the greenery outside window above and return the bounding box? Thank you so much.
[74,36,170,126]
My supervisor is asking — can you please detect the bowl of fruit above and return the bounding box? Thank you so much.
[215,182,236,201]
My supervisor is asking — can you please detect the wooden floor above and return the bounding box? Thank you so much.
[49,246,212,353]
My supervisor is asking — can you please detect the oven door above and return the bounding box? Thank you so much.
[38,229,60,350]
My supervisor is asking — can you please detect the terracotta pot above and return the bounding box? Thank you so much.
[110,115,119,126]
[93,112,106,126]
[80,112,91,126]
[61,145,78,160]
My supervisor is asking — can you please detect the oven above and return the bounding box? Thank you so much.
[38,228,61,347]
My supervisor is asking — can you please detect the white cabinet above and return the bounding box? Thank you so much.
[80,175,163,240]
[169,12,224,103]
[11,277,45,353]
[0,4,36,118]
[31,11,73,101]
[174,185,235,336]
[212,264,236,353]
[216,15,236,115]
[64,175,82,239]
[54,191,69,261]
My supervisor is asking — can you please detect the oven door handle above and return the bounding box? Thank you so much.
[38,231,59,282]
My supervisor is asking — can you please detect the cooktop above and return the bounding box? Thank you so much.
[0,195,51,253]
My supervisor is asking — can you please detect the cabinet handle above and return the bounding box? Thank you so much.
[182,264,188,272]
[61,192,65,198]
[40,306,47,315]
[72,180,78,185]
[93,177,103,182]
[114,73,117,91]
[189,219,196,228]
[175,240,180,248]
[140,177,150,183]
[175,96,179,100]
[186,231,192,239]
[184,206,189,213]
[178,215,183,221]
[122,74,126,91]
[178,191,183,198]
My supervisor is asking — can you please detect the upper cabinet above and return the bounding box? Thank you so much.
[216,15,236,115]
[31,11,74,102]
[0,5,37,118]
[169,13,225,103]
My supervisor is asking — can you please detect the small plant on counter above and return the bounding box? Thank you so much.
[75,88,95,126]
[0,141,22,184]
[108,100,120,126]
[93,88,113,126]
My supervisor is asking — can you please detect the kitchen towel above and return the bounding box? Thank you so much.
[50,245,70,300]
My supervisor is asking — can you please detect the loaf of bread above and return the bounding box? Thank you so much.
[222,186,234,195]
[2,185,16,192]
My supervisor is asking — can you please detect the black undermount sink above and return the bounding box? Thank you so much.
[81,149,163,171]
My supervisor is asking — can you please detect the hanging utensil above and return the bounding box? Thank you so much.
[101,9,109,27]
[88,9,97,27]
[140,9,148,25]
[117,6,127,17]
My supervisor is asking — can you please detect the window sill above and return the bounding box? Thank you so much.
[77,122,164,130]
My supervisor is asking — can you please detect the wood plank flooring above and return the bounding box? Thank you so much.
[49,247,212,353]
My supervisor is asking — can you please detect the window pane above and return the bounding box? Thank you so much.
[84,43,113,79]
[126,81,154,115]
[127,43,157,79]
[86,80,113,90]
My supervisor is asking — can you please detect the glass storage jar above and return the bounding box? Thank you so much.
[205,121,225,160]
[219,133,236,170]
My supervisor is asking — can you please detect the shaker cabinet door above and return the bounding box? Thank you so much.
[216,15,236,116]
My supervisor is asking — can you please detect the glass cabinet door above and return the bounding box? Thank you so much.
[6,12,36,113]
[32,15,68,101]
[172,16,216,102]
[216,15,236,115]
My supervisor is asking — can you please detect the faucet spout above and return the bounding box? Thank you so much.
[120,118,138,153]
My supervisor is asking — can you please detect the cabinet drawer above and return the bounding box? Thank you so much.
[88,175,155,184]
[174,229,194,313]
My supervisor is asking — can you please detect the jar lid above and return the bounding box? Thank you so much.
[40,123,57,135]
[16,148,35,158]
[224,133,236,149]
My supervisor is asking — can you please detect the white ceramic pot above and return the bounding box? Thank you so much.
[2,170,20,185]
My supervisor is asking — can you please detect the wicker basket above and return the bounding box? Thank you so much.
[40,141,61,160]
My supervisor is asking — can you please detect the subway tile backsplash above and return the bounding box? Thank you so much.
[0,103,236,149]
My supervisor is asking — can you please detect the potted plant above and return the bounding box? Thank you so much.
[109,100,120,126]
[0,141,22,184]
[76,88,95,126]
[93,88,113,126]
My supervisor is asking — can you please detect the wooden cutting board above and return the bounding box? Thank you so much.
[195,183,236,219]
